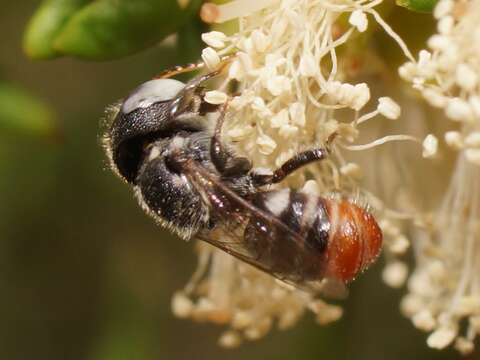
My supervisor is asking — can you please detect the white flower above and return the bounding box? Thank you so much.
[251,30,268,53]
[444,131,464,150]
[256,133,277,155]
[266,75,291,96]
[445,98,473,122]
[455,63,477,91]
[438,15,454,35]
[389,235,410,255]
[434,0,453,18]
[400,0,480,351]
[464,132,480,147]
[455,337,475,355]
[427,326,458,349]
[204,90,228,105]
[382,261,408,288]
[351,83,371,111]
[465,148,480,165]
[202,31,228,49]
[201,47,221,70]
[171,292,194,318]
[340,162,363,178]
[218,331,242,348]
[299,53,317,77]
[412,310,436,332]
[422,134,438,158]
[349,10,368,32]
[377,97,401,119]
[178,0,418,347]
[326,81,371,110]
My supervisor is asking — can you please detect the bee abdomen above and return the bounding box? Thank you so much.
[245,190,331,280]
[322,198,383,282]
[246,190,382,283]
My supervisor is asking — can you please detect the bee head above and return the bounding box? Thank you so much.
[106,77,212,183]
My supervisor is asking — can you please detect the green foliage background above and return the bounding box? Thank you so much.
[0,1,471,359]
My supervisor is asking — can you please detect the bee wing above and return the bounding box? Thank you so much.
[185,159,348,299]
[198,229,348,299]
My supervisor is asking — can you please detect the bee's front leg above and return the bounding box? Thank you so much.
[210,102,251,176]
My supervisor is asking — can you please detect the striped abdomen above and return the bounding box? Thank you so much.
[244,189,382,283]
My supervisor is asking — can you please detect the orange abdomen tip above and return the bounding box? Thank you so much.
[324,199,383,282]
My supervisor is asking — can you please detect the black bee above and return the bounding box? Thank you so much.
[103,62,382,295]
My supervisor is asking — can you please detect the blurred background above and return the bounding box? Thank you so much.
[0,1,472,359]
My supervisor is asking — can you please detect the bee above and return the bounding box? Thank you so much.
[103,61,382,296]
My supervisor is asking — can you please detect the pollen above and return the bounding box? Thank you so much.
[204,90,228,105]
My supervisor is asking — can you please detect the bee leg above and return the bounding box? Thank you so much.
[169,59,235,117]
[250,148,329,186]
[251,133,337,186]
[182,57,234,92]
[169,67,227,118]
[210,102,251,176]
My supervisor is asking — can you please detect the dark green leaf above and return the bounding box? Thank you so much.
[53,0,202,60]
[0,83,56,137]
[23,0,91,59]
[396,0,438,12]
[177,17,206,63]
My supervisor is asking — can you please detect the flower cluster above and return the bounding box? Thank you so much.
[400,0,480,165]
[399,0,480,354]
[172,242,342,348]
[169,0,426,347]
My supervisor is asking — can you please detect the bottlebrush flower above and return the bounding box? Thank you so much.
[172,0,422,347]
[399,0,480,354]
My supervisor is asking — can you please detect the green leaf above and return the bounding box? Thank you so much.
[23,0,91,59]
[177,18,206,64]
[53,0,202,60]
[396,0,438,12]
[0,83,56,137]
